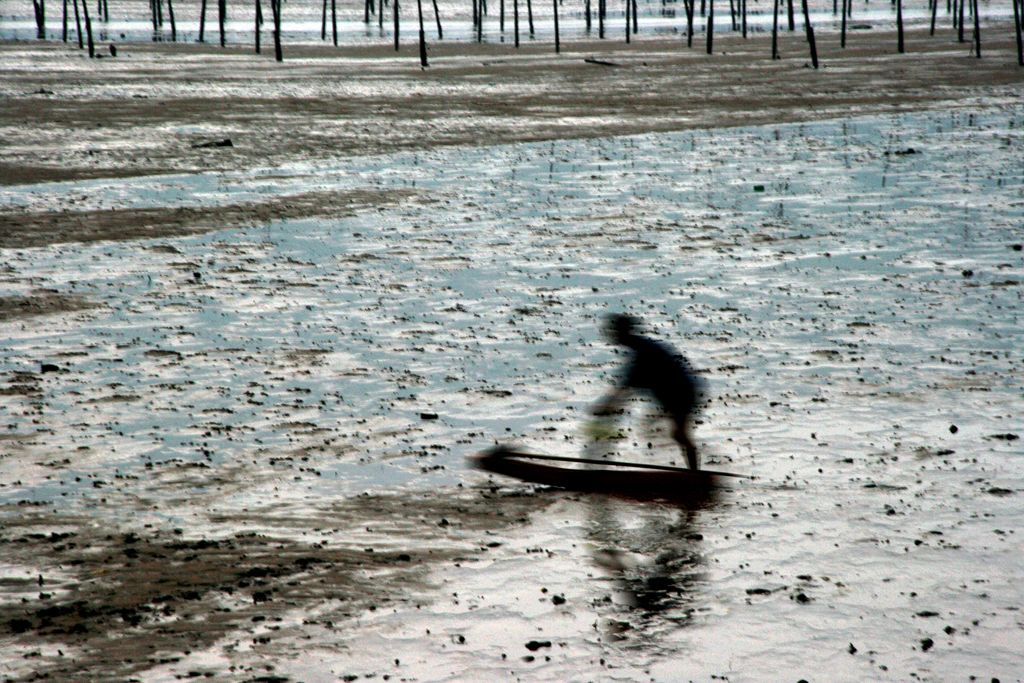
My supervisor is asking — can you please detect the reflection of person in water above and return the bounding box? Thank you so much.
[593,314,703,470]
[582,431,714,636]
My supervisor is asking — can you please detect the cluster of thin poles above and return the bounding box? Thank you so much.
[34,0,1024,67]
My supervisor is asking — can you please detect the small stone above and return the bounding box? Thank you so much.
[525,640,551,651]
[949,424,958,434]
[921,637,934,651]
[848,643,857,654]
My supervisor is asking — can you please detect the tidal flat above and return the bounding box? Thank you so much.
[2,17,1023,682]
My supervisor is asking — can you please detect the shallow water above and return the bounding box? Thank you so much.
[2,105,1023,680]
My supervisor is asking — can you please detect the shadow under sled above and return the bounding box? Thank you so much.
[470,445,736,504]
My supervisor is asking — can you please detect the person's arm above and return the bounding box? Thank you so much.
[592,355,638,415]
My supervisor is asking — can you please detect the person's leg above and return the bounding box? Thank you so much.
[673,418,699,471]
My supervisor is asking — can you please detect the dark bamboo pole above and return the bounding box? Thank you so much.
[728,0,735,30]
[599,0,605,38]
[685,0,694,46]
[971,0,980,56]
[73,0,83,47]
[514,0,520,46]
[365,0,371,23]
[272,0,283,60]
[632,0,638,32]
[150,0,158,32]
[63,0,68,41]
[379,0,385,28]
[33,0,45,39]
[771,0,779,57]
[432,0,442,38]
[332,0,338,45]
[553,0,560,51]
[168,0,176,40]
[929,0,937,34]
[741,0,747,37]
[958,0,965,41]
[218,0,226,47]
[1014,0,1024,66]
[706,0,713,52]
[527,0,535,36]
[82,0,94,57]
[321,0,327,38]
[476,0,483,41]
[786,0,794,30]
[800,0,818,68]
[841,0,848,46]
[417,0,428,66]
[501,0,505,32]
[897,0,904,52]
[102,0,108,22]
[256,0,263,51]
[394,0,400,50]
[585,0,590,32]
[199,0,207,41]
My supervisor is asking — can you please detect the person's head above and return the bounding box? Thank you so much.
[604,313,640,346]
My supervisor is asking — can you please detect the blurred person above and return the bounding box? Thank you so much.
[593,314,703,471]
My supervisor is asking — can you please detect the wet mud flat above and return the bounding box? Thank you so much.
[0,489,548,681]
[2,28,1024,683]
[2,23,1023,188]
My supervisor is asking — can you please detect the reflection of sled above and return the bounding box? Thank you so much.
[471,445,742,502]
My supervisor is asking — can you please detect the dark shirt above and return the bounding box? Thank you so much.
[620,334,699,416]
